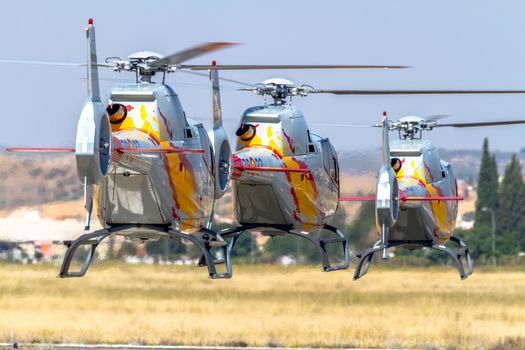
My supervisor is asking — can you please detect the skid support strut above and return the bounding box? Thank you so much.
[177,228,232,279]
[223,223,350,272]
[353,237,474,280]
[59,224,233,279]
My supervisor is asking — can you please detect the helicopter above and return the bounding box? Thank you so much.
[4,19,408,279]
[220,79,350,272]
[339,113,525,279]
[6,19,237,278]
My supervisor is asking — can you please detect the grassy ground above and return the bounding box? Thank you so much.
[0,263,524,349]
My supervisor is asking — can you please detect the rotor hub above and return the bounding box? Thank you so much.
[389,116,437,140]
[106,51,175,83]
[247,78,314,104]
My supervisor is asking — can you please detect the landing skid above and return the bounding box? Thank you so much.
[222,223,350,272]
[353,236,474,280]
[59,224,232,279]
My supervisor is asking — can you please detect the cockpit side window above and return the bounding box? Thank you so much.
[320,139,339,187]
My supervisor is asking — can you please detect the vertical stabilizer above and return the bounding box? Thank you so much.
[75,19,111,229]
[375,112,398,259]
[208,62,232,199]
[85,18,100,101]
[381,111,390,166]
[210,61,223,130]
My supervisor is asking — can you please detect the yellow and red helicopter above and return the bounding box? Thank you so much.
[6,19,238,278]
[339,112,525,279]
[222,79,350,271]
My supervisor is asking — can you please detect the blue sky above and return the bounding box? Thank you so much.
[1,0,525,151]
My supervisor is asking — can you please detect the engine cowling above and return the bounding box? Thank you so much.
[75,99,111,185]
[208,126,231,199]
[375,165,399,229]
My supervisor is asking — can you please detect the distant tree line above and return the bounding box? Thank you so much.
[462,138,525,264]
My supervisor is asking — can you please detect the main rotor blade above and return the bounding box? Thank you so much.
[400,195,464,201]
[179,70,252,87]
[0,59,112,67]
[149,42,238,67]
[6,147,75,152]
[180,64,409,70]
[235,165,311,173]
[311,122,379,128]
[426,115,449,122]
[436,119,525,128]
[314,89,525,95]
[339,196,376,201]
[339,195,464,201]
[116,147,204,154]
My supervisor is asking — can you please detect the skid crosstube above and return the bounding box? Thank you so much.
[222,223,350,272]
[181,227,232,279]
[59,224,233,279]
[353,236,474,280]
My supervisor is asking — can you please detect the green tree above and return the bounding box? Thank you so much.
[497,154,525,255]
[264,234,319,264]
[345,200,376,252]
[231,232,257,262]
[474,138,499,228]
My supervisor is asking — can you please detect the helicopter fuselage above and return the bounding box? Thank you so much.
[231,104,339,233]
[389,139,458,245]
[95,83,215,239]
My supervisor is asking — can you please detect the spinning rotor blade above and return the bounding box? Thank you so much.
[6,146,205,154]
[435,119,525,128]
[338,196,376,201]
[149,42,238,67]
[235,165,311,173]
[339,195,463,201]
[311,122,379,128]
[179,70,252,87]
[400,196,463,201]
[115,147,205,154]
[426,115,449,122]
[6,147,75,153]
[181,64,409,70]
[315,89,525,95]
[0,59,112,67]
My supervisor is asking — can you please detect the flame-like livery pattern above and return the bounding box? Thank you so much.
[390,139,458,244]
[96,84,214,235]
[233,105,339,232]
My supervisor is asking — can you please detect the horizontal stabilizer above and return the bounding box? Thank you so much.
[235,165,311,173]
[115,147,204,154]
[6,147,75,153]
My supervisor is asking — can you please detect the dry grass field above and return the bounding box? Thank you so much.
[0,264,524,349]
